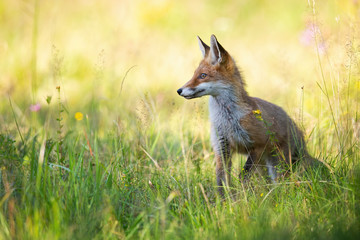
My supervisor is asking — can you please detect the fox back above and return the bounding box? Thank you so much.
[178,35,316,195]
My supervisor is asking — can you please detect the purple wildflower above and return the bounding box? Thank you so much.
[299,23,327,55]
[300,24,319,46]
[29,103,41,112]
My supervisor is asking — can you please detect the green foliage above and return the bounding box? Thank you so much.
[0,125,359,239]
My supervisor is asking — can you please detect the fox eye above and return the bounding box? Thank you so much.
[200,73,207,79]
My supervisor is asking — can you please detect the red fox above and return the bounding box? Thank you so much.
[177,35,318,195]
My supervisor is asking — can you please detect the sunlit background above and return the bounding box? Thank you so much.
[0,0,359,154]
[1,1,360,238]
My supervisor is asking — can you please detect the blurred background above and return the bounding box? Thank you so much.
[1,2,360,238]
[0,0,359,154]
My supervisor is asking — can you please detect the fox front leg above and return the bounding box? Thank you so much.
[214,137,232,196]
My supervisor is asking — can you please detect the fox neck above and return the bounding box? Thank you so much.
[211,71,251,111]
[209,86,251,118]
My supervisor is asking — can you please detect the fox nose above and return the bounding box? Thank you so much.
[177,88,182,95]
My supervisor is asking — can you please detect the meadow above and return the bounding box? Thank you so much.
[0,0,359,239]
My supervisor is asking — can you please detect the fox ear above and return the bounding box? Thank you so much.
[197,36,209,58]
[210,34,226,65]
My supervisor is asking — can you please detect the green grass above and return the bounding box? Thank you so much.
[0,114,359,239]
[1,0,360,239]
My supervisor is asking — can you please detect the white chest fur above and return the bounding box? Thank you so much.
[209,95,252,152]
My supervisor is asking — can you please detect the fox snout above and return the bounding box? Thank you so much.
[177,85,207,99]
[177,86,193,99]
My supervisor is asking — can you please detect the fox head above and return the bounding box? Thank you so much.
[177,34,239,99]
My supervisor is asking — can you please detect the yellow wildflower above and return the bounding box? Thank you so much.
[252,109,263,121]
[75,112,83,121]
[260,193,264,197]
[252,109,261,115]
